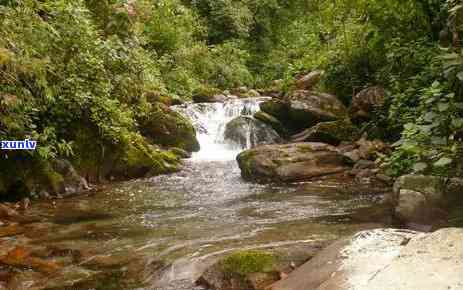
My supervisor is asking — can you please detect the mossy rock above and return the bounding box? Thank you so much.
[139,103,200,152]
[144,91,184,106]
[221,251,275,277]
[192,86,222,103]
[111,136,181,179]
[291,119,360,146]
[198,250,278,290]
[169,147,191,159]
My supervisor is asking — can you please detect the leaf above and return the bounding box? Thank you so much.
[438,102,450,112]
[434,157,452,167]
[457,72,463,81]
[452,118,463,128]
[423,112,437,122]
[413,162,428,172]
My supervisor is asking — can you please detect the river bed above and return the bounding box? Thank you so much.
[2,99,392,289]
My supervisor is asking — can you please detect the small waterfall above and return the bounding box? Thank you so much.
[174,98,268,161]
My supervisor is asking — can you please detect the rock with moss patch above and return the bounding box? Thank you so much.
[197,250,278,290]
[237,142,353,182]
[291,119,360,146]
[192,87,223,103]
[139,103,200,152]
[111,136,181,179]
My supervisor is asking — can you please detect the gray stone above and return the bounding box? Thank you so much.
[269,228,463,290]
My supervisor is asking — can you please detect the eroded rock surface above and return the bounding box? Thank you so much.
[270,228,463,290]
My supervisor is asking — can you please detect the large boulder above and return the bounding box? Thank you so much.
[350,86,386,122]
[392,175,463,228]
[139,103,200,152]
[237,142,353,182]
[224,116,281,149]
[287,90,348,127]
[291,119,360,146]
[269,228,463,290]
[260,91,348,132]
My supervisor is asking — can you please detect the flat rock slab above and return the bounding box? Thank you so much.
[269,228,463,290]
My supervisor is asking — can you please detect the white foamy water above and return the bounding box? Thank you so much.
[174,98,268,161]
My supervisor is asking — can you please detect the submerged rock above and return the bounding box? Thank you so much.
[237,142,353,182]
[224,116,281,149]
[392,175,463,228]
[139,103,200,152]
[291,119,360,145]
[269,228,463,290]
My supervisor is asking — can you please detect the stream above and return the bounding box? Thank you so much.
[16,98,392,290]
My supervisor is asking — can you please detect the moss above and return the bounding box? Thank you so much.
[192,86,221,103]
[220,250,275,277]
[121,136,181,178]
[139,103,200,152]
[237,150,257,178]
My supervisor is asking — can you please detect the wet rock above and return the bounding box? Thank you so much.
[0,224,25,238]
[294,70,324,90]
[0,246,60,274]
[81,251,165,288]
[197,250,279,290]
[237,142,353,182]
[254,111,288,138]
[391,175,463,227]
[259,100,290,125]
[350,86,386,123]
[291,119,360,146]
[169,147,192,159]
[224,116,281,149]
[52,159,90,197]
[270,228,463,290]
[139,102,200,152]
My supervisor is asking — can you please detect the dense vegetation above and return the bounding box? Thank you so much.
[1,0,463,198]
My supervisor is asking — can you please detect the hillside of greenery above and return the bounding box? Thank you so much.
[1,0,463,198]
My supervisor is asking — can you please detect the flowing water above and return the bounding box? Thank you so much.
[19,98,392,290]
